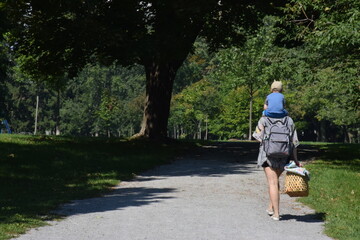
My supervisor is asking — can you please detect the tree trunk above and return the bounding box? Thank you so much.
[55,90,61,135]
[343,126,353,143]
[34,95,39,135]
[138,60,181,139]
[198,119,202,140]
[320,120,327,142]
[205,116,208,140]
[248,95,253,140]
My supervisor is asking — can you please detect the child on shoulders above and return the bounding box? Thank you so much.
[263,81,288,118]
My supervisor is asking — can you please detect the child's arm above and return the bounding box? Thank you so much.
[283,96,286,108]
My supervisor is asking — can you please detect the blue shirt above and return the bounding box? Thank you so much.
[266,92,285,114]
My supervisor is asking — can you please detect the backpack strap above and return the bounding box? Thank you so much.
[283,116,289,126]
[266,117,279,125]
[266,116,288,126]
[266,117,273,125]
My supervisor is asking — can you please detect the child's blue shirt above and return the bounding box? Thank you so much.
[266,92,285,113]
[264,92,288,118]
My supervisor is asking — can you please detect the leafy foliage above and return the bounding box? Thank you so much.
[4,0,284,80]
[3,0,290,138]
[0,1,358,142]
[61,63,145,137]
[170,79,218,139]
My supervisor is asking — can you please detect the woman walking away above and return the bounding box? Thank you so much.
[253,116,301,221]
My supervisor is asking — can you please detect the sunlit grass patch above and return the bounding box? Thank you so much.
[299,143,360,240]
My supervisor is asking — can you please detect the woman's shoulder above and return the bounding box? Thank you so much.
[259,116,267,124]
[286,116,295,125]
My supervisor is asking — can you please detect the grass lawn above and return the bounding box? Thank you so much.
[0,134,194,240]
[299,143,360,240]
[1,135,359,240]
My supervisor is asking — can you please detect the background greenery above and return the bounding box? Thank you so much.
[0,1,359,239]
[1,2,359,142]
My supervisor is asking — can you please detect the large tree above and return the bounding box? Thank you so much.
[3,0,286,139]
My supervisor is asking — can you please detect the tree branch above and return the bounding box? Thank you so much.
[290,4,314,25]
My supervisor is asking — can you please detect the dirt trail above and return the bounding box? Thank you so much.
[14,142,331,240]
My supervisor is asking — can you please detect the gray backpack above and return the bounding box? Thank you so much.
[263,117,292,158]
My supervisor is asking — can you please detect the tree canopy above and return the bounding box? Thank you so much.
[0,0,358,142]
[3,0,287,139]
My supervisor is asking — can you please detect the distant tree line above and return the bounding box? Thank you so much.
[0,1,359,142]
[1,63,146,137]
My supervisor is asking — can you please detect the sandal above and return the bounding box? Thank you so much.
[271,216,280,221]
[266,209,274,216]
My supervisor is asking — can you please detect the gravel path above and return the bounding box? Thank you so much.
[14,142,332,240]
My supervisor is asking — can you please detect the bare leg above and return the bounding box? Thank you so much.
[264,167,283,218]
[267,202,273,213]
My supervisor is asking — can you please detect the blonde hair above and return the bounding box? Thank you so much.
[271,81,283,92]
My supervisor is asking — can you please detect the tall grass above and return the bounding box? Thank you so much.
[299,143,360,240]
[0,135,192,240]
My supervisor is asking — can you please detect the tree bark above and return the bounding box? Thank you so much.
[138,60,181,139]
[55,90,61,135]
[248,95,253,140]
[134,13,202,140]
[198,119,202,140]
[205,116,208,140]
[34,95,39,135]
[320,120,327,142]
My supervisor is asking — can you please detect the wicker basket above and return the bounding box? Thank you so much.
[284,172,309,197]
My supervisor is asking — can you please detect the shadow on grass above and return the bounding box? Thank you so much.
[299,143,360,172]
[0,136,182,235]
[281,212,326,223]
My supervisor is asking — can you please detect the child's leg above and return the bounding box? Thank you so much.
[267,111,287,118]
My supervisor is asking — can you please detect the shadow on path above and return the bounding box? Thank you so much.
[56,187,177,216]
[281,213,326,223]
[56,142,321,220]
[147,141,260,177]
[57,142,260,216]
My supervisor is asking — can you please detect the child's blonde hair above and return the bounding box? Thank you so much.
[271,81,283,92]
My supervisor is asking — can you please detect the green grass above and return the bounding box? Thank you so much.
[2,136,359,240]
[299,143,360,240]
[0,134,195,240]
